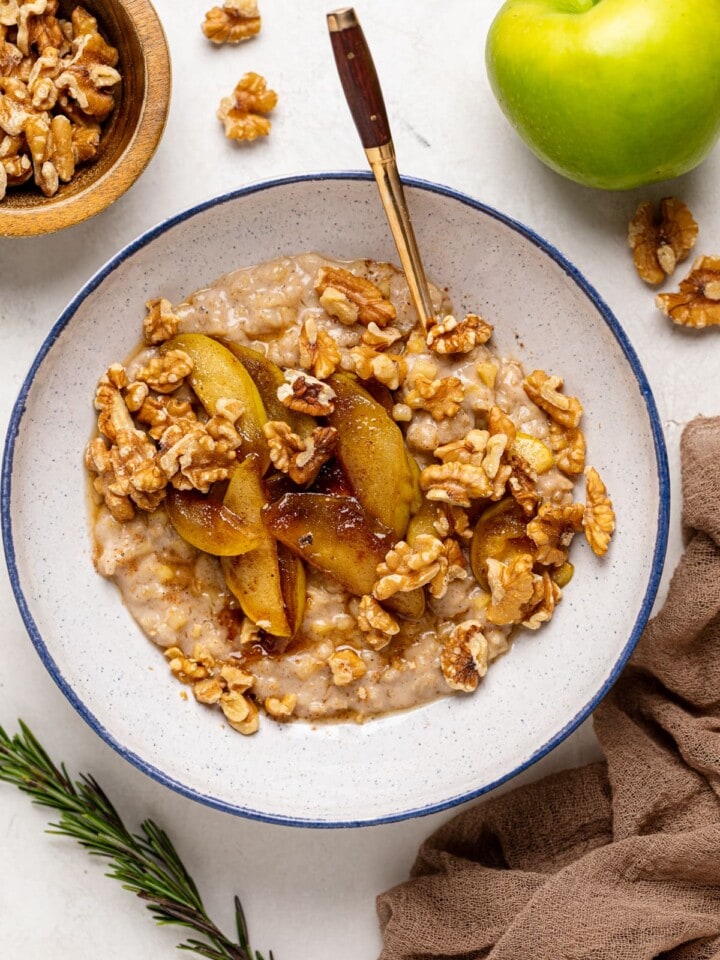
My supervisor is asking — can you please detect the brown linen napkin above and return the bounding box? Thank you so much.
[378,416,720,960]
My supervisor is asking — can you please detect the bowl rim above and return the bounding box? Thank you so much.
[0,0,171,238]
[1,171,670,827]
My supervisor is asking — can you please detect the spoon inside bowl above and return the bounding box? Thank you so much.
[327,7,435,331]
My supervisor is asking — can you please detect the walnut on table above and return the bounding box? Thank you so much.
[628,197,698,285]
[202,0,260,45]
[655,255,720,328]
[217,71,277,142]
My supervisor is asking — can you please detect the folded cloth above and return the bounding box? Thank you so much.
[378,416,720,960]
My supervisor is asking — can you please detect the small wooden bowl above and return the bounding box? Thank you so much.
[0,0,171,237]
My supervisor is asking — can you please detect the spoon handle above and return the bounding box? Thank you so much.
[327,7,435,330]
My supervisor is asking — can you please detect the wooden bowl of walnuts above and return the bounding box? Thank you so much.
[0,0,170,237]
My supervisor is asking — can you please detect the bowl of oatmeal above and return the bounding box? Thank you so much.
[2,173,669,825]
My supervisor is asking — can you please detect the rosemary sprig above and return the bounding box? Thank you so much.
[0,721,273,960]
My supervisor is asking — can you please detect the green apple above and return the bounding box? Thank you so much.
[485,0,720,190]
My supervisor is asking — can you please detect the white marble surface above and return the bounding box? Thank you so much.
[1,1,718,957]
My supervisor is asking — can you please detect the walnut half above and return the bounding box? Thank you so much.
[656,255,720,328]
[628,198,698,286]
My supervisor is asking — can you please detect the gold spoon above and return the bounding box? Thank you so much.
[327,6,435,331]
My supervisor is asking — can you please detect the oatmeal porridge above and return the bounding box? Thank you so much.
[86,253,615,734]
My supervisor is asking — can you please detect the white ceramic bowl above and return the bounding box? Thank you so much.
[2,174,669,827]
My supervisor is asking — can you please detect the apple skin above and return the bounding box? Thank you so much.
[485,0,720,190]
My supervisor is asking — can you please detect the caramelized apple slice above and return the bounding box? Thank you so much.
[512,433,554,474]
[263,492,393,597]
[167,334,270,472]
[166,488,262,556]
[278,544,306,636]
[222,341,315,436]
[406,497,438,544]
[470,498,534,590]
[220,455,292,639]
[328,373,418,539]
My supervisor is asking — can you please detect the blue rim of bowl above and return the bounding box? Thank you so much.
[1,171,670,828]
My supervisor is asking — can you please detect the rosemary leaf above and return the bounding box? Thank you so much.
[0,721,271,960]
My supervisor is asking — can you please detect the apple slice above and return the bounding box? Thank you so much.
[222,341,315,436]
[166,488,262,556]
[166,334,270,472]
[263,492,394,597]
[278,544,306,637]
[327,373,418,540]
[470,498,534,590]
[220,455,292,639]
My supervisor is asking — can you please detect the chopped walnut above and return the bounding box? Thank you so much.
[433,503,473,541]
[549,422,586,476]
[487,405,516,443]
[628,198,698,285]
[298,317,341,380]
[361,322,402,349]
[165,644,259,733]
[55,30,121,122]
[264,693,298,720]
[158,399,245,493]
[221,691,259,734]
[373,535,445,600]
[506,453,538,518]
[583,466,615,557]
[277,369,336,415]
[136,349,193,394]
[328,649,366,686]
[144,298,180,345]
[202,0,260,44]
[656,255,720,328]
[522,572,561,630]
[263,420,337,485]
[357,594,399,651]
[440,620,488,692]
[486,554,538,626]
[527,501,584,567]
[420,429,511,507]
[427,537,468,599]
[426,313,493,355]
[342,343,407,390]
[217,72,277,142]
[523,370,583,430]
[315,266,397,328]
[405,375,464,421]
[136,394,197,440]
[165,644,212,684]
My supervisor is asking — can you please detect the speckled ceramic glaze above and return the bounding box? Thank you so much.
[1,174,669,827]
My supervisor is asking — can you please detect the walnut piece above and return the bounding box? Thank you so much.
[263,420,337,485]
[405,375,464,421]
[315,266,397,328]
[549,422,586,476]
[277,369,336,415]
[361,322,402,349]
[373,535,443,600]
[655,255,720,328]
[202,0,260,44]
[136,393,197,440]
[264,693,298,720]
[527,501,584,567]
[342,343,407,390]
[298,317,341,380]
[357,594,399,651]
[426,313,493,355]
[165,644,259,734]
[522,572,562,630]
[136,349,193,393]
[523,370,583,430]
[158,398,245,493]
[440,620,488,692]
[628,198,698,285]
[144,298,180,345]
[583,466,615,557]
[328,649,366,686]
[420,429,511,507]
[218,72,277,142]
[486,554,539,626]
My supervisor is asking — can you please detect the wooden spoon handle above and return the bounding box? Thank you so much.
[327,7,391,150]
